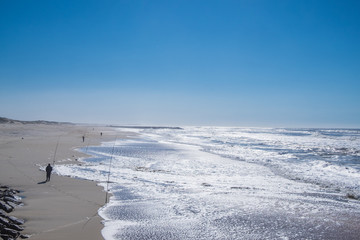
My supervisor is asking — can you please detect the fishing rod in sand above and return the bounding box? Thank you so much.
[52,135,61,166]
[105,136,117,204]
[84,128,94,153]
[85,137,91,153]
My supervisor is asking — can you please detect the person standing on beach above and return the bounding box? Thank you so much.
[82,135,85,142]
[46,164,53,182]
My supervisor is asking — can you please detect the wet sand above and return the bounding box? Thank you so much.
[0,122,122,239]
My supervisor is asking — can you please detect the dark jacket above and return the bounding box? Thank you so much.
[46,165,53,173]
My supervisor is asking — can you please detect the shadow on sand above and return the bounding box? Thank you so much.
[37,181,47,184]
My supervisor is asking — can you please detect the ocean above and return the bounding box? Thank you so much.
[55,127,360,239]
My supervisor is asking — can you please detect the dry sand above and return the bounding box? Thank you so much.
[0,122,124,239]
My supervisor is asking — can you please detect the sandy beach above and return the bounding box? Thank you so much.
[0,121,122,239]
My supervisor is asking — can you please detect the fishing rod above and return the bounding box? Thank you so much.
[52,135,61,165]
[85,137,91,153]
[105,136,117,204]
[84,127,95,152]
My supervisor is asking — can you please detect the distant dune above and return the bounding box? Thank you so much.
[0,117,73,125]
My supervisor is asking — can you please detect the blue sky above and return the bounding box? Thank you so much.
[0,0,359,127]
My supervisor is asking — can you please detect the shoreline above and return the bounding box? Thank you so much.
[2,122,360,239]
[0,122,124,239]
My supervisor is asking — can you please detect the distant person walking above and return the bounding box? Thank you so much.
[82,135,85,142]
[46,163,53,182]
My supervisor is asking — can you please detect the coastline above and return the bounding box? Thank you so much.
[0,122,123,239]
[2,122,360,239]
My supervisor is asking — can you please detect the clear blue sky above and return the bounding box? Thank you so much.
[1,0,359,127]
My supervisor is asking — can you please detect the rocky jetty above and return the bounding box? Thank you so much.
[0,186,28,240]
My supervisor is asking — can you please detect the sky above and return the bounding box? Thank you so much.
[0,0,359,127]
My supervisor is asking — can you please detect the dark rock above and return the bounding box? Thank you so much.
[0,201,13,213]
[8,223,24,232]
[20,234,31,239]
[0,216,10,227]
[1,228,20,239]
[8,216,24,226]
[3,190,18,197]
[0,185,24,239]
[0,210,7,217]
[4,202,17,209]
[0,216,22,232]
[0,234,15,240]
[4,197,21,205]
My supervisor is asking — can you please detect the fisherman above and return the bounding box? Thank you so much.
[46,163,53,182]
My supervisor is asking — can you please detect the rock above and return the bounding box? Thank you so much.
[0,216,23,231]
[3,191,17,198]
[0,185,24,239]
[20,234,31,239]
[1,190,10,195]
[0,234,15,240]
[1,190,14,199]
[0,216,11,227]
[8,223,24,232]
[4,197,21,205]
[0,215,24,232]
[5,189,20,195]
[0,201,13,213]
[0,210,7,217]
[8,216,24,226]
[1,228,20,239]
[4,202,18,209]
